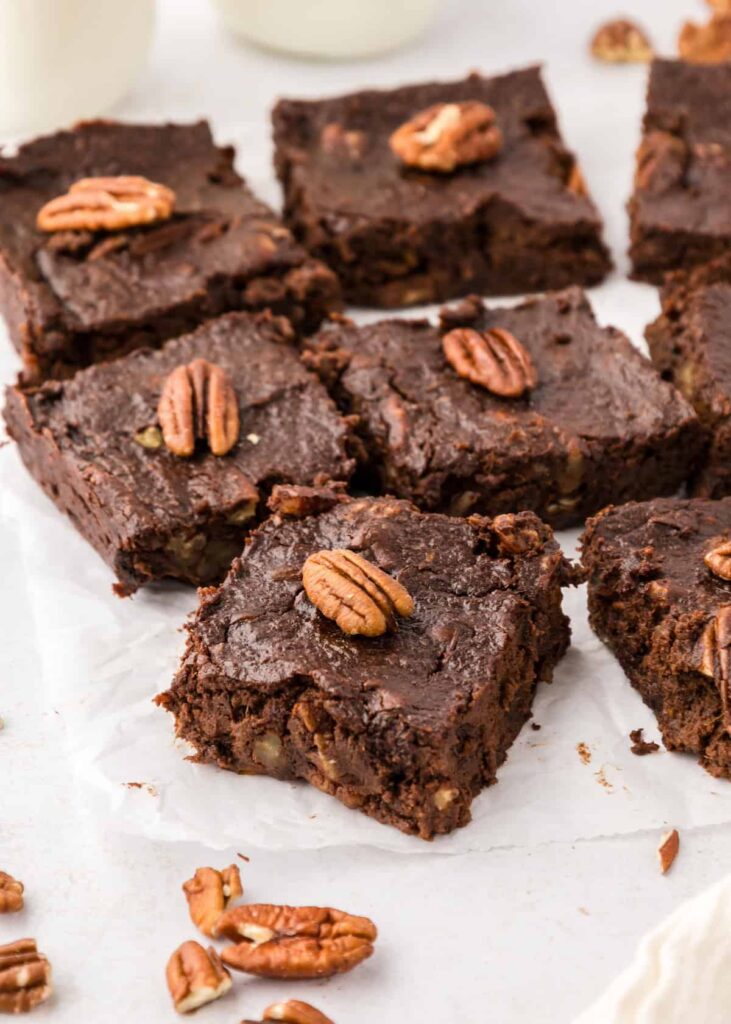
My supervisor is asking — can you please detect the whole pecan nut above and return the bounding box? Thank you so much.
[0,938,53,1014]
[0,872,24,914]
[216,904,377,978]
[443,326,538,398]
[389,101,502,173]
[166,940,232,1014]
[183,864,243,938]
[302,549,414,637]
[679,14,731,63]
[158,358,240,457]
[590,19,654,62]
[37,175,175,233]
[704,539,731,580]
[263,1000,334,1024]
[698,605,731,736]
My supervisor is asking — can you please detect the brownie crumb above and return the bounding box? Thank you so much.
[629,728,660,756]
[530,722,542,731]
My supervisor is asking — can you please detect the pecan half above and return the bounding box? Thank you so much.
[0,938,53,1014]
[263,1000,334,1024]
[390,101,502,173]
[302,549,414,637]
[591,19,654,62]
[443,326,537,398]
[704,539,731,580]
[166,941,232,1014]
[217,904,377,979]
[183,865,243,937]
[0,872,23,914]
[158,358,240,457]
[37,176,175,233]
[698,606,731,735]
[634,131,687,193]
[679,14,731,63]
[658,829,680,873]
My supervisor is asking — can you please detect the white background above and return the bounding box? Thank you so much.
[2,1,730,1021]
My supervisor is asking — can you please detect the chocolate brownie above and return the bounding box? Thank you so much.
[3,312,354,594]
[646,254,731,498]
[272,68,611,307]
[582,497,731,780]
[304,287,703,529]
[0,120,340,382]
[157,496,576,839]
[628,60,731,283]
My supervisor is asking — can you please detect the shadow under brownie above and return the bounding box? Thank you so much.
[582,496,731,781]
[273,68,611,307]
[157,496,576,839]
[0,119,340,382]
[628,59,731,283]
[3,311,354,594]
[304,287,703,529]
[646,254,731,498]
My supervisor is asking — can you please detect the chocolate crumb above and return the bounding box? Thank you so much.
[630,728,660,756]
[530,722,542,731]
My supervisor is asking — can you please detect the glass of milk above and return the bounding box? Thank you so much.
[0,0,155,138]
[212,0,440,59]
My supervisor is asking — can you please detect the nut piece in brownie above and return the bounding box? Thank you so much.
[646,254,731,498]
[582,497,731,780]
[628,60,731,282]
[304,287,703,529]
[0,120,340,382]
[273,68,611,307]
[157,496,575,839]
[3,312,354,594]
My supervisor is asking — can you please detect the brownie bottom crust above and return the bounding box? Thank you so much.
[582,498,731,781]
[158,497,575,839]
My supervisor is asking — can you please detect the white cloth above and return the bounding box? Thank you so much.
[574,875,731,1024]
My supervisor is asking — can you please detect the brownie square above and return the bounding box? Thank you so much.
[628,60,731,282]
[646,254,731,498]
[272,68,611,307]
[0,120,340,382]
[157,496,575,839]
[304,287,703,529]
[582,496,731,780]
[3,312,355,594]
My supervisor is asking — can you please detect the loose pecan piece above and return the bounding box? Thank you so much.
[443,326,537,398]
[708,0,731,12]
[590,19,654,62]
[634,131,687,193]
[158,358,240,457]
[264,1000,334,1024]
[217,904,377,979]
[0,938,52,1014]
[183,865,243,938]
[390,101,502,173]
[37,175,175,233]
[704,539,731,580]
[658,829,680,874]
[698,606,731,735]
[166,941,232,1014]
[302,549,414,637]
[679,14,731,63]
[0,872,23,914]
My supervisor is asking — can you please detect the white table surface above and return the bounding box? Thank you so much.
[2,1,730,1021]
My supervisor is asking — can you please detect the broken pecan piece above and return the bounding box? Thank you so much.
[679,14,731,63]
[158,358,240,457]
[183,864,243,938]
[37,175,175,232]
[443,326,537,398]
[704,539,731,580]
[263,1000,334,1024]
[390,101,502,173]
[0,873,23,914]
[658,829,680,873]
[166,941,232,1014]
[302,549,414,637]
[0,938,52,1014]
[698,606,731,735]
[217,904,377,979]
[590,19,654,62]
